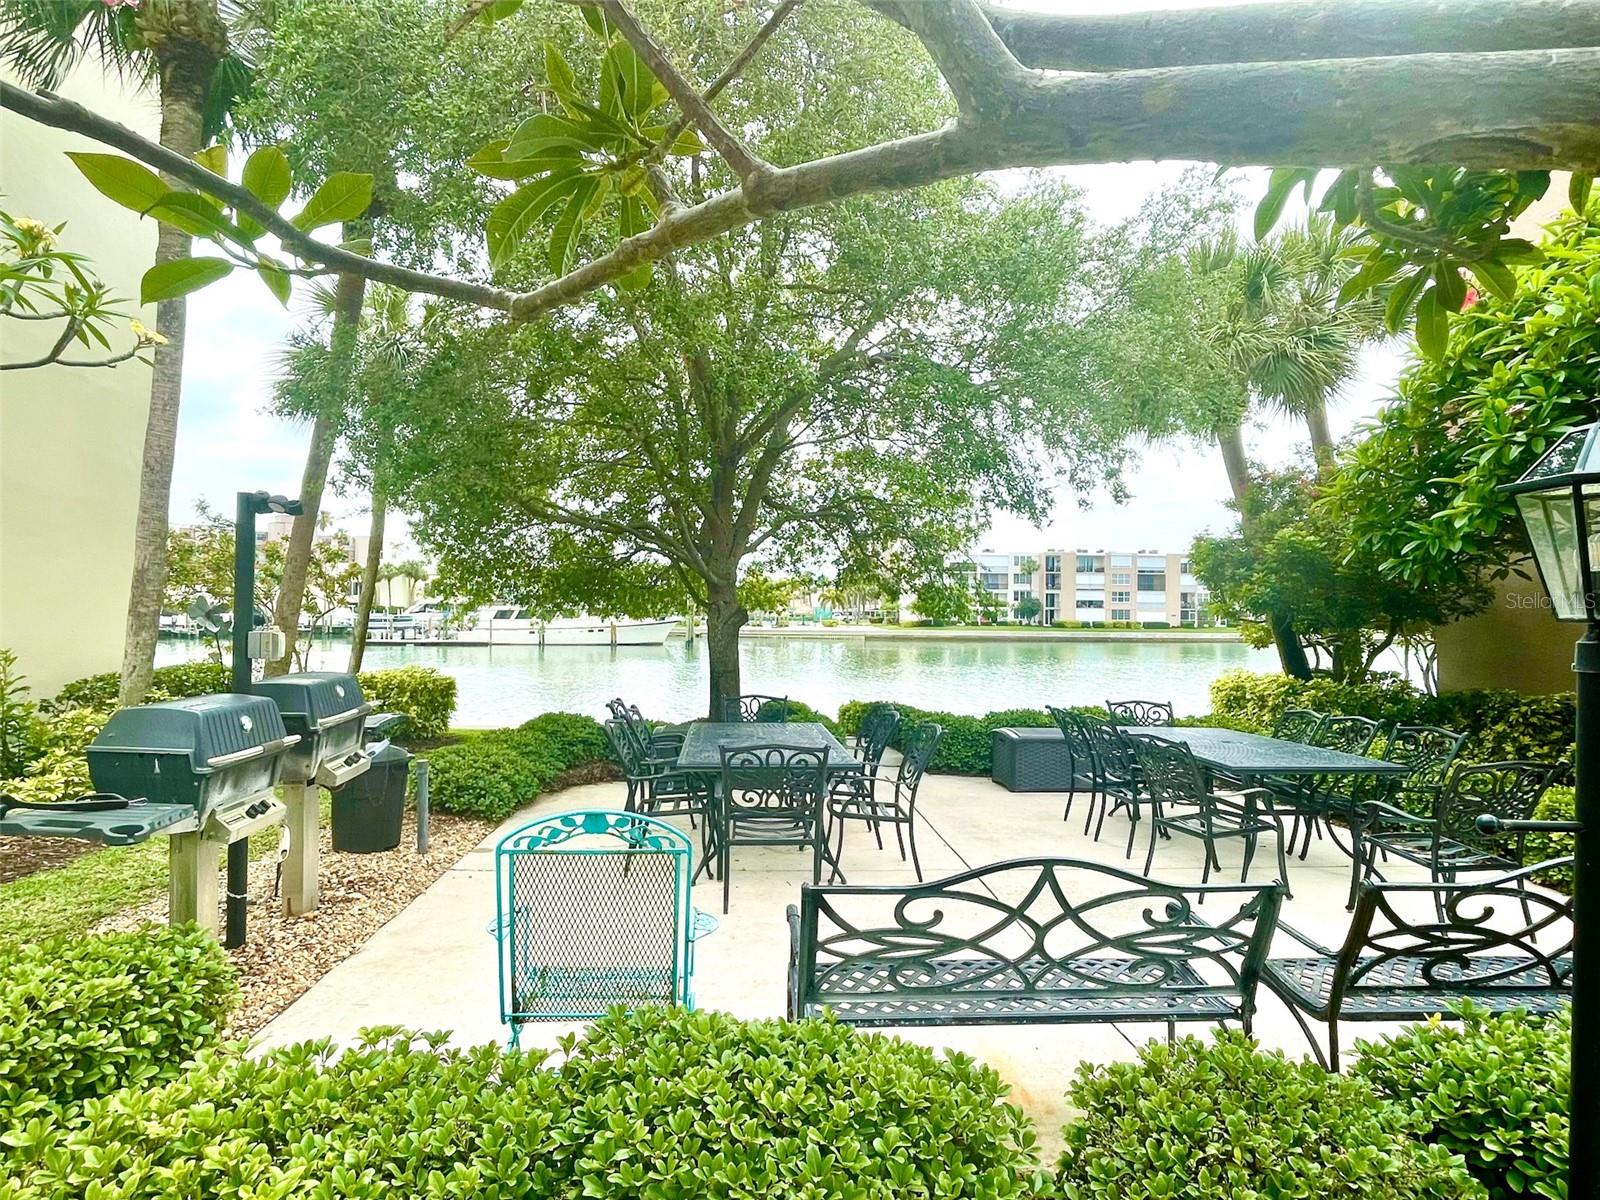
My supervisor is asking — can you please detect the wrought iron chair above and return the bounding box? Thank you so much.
[1132,735,1290,893]
[491,810,717,1044]
[716,743,831,913]
[722,694,792,723]
[1261,860,1572,1069]
[1083,714,1145,853]
[603,719,710,835]
[846,704,901,762]
[1046,705,1098,827]
[1270,708,1324,743]
[606,698,684,759]
[827,720,943,881]
[1360,759,1564,920]
[1274,714,1388,860]
[1105,698,1176,727]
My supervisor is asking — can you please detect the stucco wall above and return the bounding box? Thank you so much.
[1436,571,1579,696]
[0,64,161,696]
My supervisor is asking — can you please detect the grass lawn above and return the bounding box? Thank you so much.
[0,796,327,944]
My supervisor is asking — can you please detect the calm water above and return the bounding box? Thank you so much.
[158,634,1277,727]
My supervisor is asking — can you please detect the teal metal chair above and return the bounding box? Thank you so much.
[492,810,716,1045]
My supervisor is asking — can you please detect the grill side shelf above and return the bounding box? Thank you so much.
[0,801,198,845]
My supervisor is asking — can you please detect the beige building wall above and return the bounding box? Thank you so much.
[0,64,160,695]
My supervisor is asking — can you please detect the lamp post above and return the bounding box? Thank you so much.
[227,490,302,949]
[1497,421,1600,1197]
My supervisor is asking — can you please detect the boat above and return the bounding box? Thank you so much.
[367,600,449,640]
[455,605,679,646]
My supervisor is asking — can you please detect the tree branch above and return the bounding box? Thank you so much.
[0,83,516,313]
[982,0,1600,72]
[599,0,770,182]
[864,0,1025,119]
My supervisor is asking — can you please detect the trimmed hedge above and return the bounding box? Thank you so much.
[6,1009,1042,1199]
[1355,1005,1569,1200]
[0,925,236,1124]
[358,665,457,740]
[1053,1031,1483,1199]
[41,661,231,714]
[426,712,612,820]
[839,700,1069,775]
[1207,670,1574,764]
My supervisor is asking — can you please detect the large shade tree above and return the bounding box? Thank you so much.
[391,177,1130,715]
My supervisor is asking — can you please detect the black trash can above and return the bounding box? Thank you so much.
[332,740,410,853]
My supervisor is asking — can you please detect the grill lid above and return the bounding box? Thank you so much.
[89,693,289,769]
[253,672,369,728]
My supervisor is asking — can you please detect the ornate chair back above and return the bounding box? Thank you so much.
[1105,699,1175,727]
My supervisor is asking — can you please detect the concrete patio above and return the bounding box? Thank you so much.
[254,767,1502,1145]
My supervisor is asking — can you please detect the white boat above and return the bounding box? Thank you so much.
[455,605,678,646]
[368,600,448,639]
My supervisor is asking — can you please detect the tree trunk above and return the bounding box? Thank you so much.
[1304,396,1335,468]
[705,583,746,720]
[1215,421,1314,681]
[265,230,369,678]
[115,70,205,706]
[347,461,387,674]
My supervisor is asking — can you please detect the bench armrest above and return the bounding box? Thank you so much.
[1363,799,1437,831]
[1272,918,1339,958]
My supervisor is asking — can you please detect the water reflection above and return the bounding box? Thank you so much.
[159,634,1277,727]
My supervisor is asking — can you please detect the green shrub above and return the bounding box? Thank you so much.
[1527,786,1575,892]
[1355,1005,1569,1200]
[1053,1031,1483,1199]
[3,708,113,804]
[0,649,39,778]
[427,712,610,820]
[1208,671,1574,763]
[41,660,231,715]
[6,1009,1042,1199]
[0,925,235,1124]
[779,697,842,735]
[358,665,457,740]
[838,700,1079,774]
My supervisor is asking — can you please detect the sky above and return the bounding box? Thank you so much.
[167,0,1415,561]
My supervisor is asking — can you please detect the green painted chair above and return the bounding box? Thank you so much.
[492,810,716,1045]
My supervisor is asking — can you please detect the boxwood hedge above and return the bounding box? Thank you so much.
[426,711,614,821]
[1052,1032,1484,1199]
[0,925,236,1125]
[1354,1004,1570,1200]
[5,1009,1043,1200]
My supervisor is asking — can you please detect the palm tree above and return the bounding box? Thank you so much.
[2,0,251,705]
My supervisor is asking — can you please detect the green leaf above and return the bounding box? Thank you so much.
[146,192,250,244]
[668,127,704,157]
[290,172,373,232]
[548,177,601,276]
[478,0,522,24]
[1433,263,1467,312]
[1494,238,1545,266]
[467,139,584,181]
[237,145,291,238]
[1571,172,1594,214]
[140,257,233,305]
[193,144,226,175]
[1467,258,1517,303]
[486,173,585,269]
[506,113,599,158]
[543,40,578,97]
[1384,269,1428,333]
[616,195,652,292]
[65,152,168,215]
[1336,250,1401,304]
[1413,285,1449,359]
[579,3,608,38]
[1255,168,1307,241]
[257,260,292,306]
[602,39,658,120]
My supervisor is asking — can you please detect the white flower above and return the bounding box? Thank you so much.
[130,319,168,346]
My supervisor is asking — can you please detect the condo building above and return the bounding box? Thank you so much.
[952,549,1213,627]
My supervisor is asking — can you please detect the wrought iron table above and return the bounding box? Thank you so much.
[674,721,857,772]
[1131,726,1411,900]
[1130,726,1411,781]
[674,722,858,888]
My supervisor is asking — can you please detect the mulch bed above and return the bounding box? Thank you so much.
[97,808,496,1038]
[0,835,93,884]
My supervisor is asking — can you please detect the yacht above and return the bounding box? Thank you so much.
[367,600,449,639]
[456,605,678,646]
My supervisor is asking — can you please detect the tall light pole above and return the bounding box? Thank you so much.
[1497,421,1599,1197]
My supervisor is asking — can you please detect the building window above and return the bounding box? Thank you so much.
[1078,598,1104,611]
[981,572,1006,591]
[1076,555,1102,573]
[1110,589,1131,604]
[1137,570,1166,592]
[1111,571,1131,586]
[1112,608,1132,621]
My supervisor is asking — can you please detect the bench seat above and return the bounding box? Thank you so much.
[1264,954,1572,1017]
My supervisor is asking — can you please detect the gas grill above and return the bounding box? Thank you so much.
[251,672,373,915]
[0,693,300,933]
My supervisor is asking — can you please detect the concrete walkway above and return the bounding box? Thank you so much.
[254,770,1514,1147]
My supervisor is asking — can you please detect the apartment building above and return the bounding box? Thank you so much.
[952,548,1212,627]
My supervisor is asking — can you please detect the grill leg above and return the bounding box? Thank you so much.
[282,781,320,917]
[169,833,220,935]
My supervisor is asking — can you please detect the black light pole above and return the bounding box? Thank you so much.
[1496,421,1600,1198]
[227,490,302,949]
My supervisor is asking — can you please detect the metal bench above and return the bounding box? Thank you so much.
[1260,860,1573,1069]
[787,857,1283,1038]
[492,810,715,1044]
